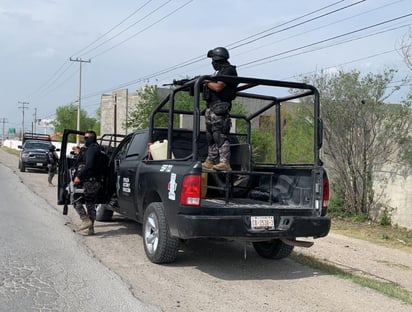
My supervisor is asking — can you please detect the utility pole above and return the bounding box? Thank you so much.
[0,118,7,146]
[125,89,129,135]
[18,101,29,140]
[70,57,91,144]
[113,93,117,136]
[33,108,37,133]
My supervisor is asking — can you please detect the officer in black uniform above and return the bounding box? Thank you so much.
[47,145,59,186]
[73,131,102,235]
[202,47,238,171]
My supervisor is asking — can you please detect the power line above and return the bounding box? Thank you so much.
[24,0,158,103]
[90,0,194,59]
[241,23,411,71]
[230,0,367,50]
[71,0,155,58]
[231,0,407,61]
[282,49,398,80]
[27,1,411,119]
[238,13,412,68]
[23,0,364,104]
[116,0,364,86]
[83,0,173,58]
[25,61,72,100]
[23,0,192,106]
[80,16,410,102]
[81,0,371,95]
[226,0,347,49]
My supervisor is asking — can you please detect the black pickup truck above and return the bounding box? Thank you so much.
[58,76,330,264]
[18,132,52,172]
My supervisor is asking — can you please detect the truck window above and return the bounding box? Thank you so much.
[126,132,148,159]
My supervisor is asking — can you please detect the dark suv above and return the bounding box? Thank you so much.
[18,133,52,172]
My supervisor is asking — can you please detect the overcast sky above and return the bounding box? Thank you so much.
[0,0,411,134]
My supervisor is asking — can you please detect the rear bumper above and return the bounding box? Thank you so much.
[175,214,331,240]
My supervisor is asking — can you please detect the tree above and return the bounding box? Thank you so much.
[399,27,412,167]
[127,84,246,130]
[52,103,98,138]
[126,84,319,165]
[303,69,412,216]
[126,85,165,130]
[281,104,314,164]
[399,27,412,71]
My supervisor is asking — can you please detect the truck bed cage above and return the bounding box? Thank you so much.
[149,75,322,167]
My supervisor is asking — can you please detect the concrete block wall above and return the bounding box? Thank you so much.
[100,89,140,135]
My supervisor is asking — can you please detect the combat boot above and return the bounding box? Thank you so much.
[77,216,92,232]
[213,162,231,171]
[87,221,95,235]
[202,159,215,170]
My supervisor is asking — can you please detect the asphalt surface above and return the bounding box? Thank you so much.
[0,151,160,311]
[1,147,411,311]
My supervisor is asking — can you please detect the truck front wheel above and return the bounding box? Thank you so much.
[96,204,114,222]
[253,239,294,260]
[143,202,179,264]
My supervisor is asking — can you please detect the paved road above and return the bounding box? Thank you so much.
[1,148,411,312]
[0,163,159,312]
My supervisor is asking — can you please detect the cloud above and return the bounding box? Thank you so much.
[33,48,57,58]
[0,7,41,26]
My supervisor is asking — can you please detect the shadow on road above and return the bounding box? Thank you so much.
[94,217,321,282]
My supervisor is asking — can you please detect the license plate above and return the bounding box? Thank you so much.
[251,216,275,230]
[36,163,43,166]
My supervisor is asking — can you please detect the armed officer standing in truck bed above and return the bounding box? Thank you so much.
[202,47,238,171]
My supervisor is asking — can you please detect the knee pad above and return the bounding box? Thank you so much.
[206,131,213,145]
[213,131,225,148]
[206,122,212,133]
[223,118,232,134]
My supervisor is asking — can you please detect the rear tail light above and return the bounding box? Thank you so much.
[322,177,329,209]
[180,175,201,206]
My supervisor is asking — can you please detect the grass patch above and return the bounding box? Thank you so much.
[291,253,412,305]
[331,217,412,253]
[1,146,20,156]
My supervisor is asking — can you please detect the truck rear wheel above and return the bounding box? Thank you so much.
[143,202,179,264]
[253,239,294,259]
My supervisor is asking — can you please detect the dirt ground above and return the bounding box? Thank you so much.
[1,148,411,312]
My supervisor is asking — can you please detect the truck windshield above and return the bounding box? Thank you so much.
[25,142,50,149]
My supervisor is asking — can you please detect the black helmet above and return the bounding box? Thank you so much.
[207,47,229,61]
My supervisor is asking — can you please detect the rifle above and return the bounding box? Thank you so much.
[162,76,200,87]
[63,168,84,215]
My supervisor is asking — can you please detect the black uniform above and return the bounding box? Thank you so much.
[47,147,59,185]
[75,142,102,221]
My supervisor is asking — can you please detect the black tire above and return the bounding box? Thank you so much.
[143,202,179,264]
[95,204,114,222]
[253,239,294,260]
[19,161,26,172]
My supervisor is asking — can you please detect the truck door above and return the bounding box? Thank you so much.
[116,131,149,219]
